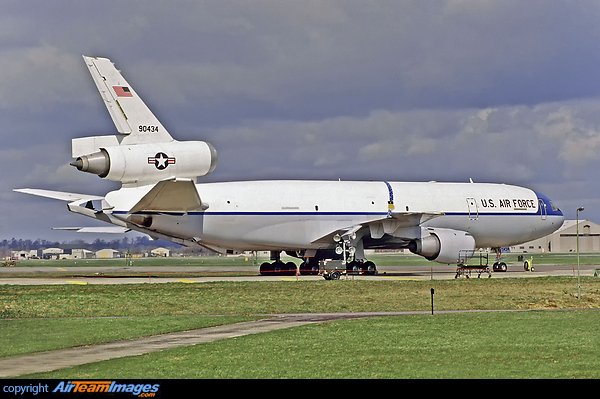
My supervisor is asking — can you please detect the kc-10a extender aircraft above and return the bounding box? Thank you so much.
[15,56,564,278]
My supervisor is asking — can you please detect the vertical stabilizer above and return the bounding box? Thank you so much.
[83,56,173,144]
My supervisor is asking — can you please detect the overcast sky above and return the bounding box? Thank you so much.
[3,0,600,241]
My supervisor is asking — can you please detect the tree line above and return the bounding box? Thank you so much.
[1,236,180,253]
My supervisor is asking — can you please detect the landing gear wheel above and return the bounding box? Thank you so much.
[259,262,272,276]
[363,261,377,275]
[493,262,507,272]
[329,271,341,280]
[299,260,319,275]
[346,261,362,275]
[284,261,297,276]
[272,261,297,276]
[272,261,284,275]
[260,261,296,276]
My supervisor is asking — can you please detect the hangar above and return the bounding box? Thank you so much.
[150,247,171,257]
[10,250,38,260]
[95,249,121,259]
[509,219,600,253]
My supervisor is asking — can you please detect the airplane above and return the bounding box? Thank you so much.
[15,56,565,279]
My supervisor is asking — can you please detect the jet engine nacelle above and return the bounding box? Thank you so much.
[71,140,217,184]
[408,228,475,264]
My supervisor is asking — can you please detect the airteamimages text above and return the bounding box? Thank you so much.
[52,381,160,396]
[2,381,161,397]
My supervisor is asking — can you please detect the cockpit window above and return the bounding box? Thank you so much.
[550,201,560,212]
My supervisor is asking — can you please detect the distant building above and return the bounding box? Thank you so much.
[70,249,94,259]
[510,220,600,253]
[11,250,38,260]
[95,249,121,259]
[42,248,63,259]
[150,247,171,257]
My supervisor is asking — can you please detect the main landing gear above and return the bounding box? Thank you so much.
[258,250,378,278]
[345,260,377,275]
[259,250,301,276]
[259,260,297,276]
[299,257,377,277]
[321,260,378,280]
[323,232,377,279]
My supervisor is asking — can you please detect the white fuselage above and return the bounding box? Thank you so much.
[107,180,564,252]
[18,56,565,266]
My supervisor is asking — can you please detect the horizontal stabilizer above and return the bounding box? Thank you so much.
[13,188,103,203]
[129,179,207,213]
[53,227,131,234]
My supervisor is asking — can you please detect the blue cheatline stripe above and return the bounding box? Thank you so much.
[114,211,390,216]
[383,181,394,218]
[113,210,544,217]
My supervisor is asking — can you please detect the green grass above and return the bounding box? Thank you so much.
[0,315,262,358]
[2,275,600,378]
[7,252,600,274]
[27,310,600,379]
[2,278,599,320]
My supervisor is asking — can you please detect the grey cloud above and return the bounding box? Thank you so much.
[0,46,85,110]
[5,1,600,240]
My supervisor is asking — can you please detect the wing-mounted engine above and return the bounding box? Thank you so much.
[408,227,475,264]
[71,137,217,185]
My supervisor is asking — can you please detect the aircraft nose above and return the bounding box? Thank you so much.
[535,191,564,220]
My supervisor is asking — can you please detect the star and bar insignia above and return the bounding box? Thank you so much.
[148,152,176,170]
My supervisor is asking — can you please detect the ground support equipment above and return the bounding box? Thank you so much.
[319,259,347,280]
[455,252,491,278]
[523,256,534,272]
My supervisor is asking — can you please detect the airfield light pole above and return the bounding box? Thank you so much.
[576,207,584,300]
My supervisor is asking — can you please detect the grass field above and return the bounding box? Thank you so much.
[2,253,600,378]
[26,310,600,379]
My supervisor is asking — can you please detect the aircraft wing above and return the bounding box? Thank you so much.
[13,188,104,202]
[311,212,444,245]
[367,212,444,239]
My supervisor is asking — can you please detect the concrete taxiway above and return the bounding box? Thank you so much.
[0,315,309,377]
[0,263,597,285]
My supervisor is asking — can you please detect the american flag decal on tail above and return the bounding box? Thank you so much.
[113,86,133,97]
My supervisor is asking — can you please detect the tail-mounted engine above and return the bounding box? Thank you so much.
[70,136,217,185]
[408,227,475,264]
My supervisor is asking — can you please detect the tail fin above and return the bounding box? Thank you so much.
[83,56,172,144]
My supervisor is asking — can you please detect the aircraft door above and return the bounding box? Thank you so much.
[467,198,478,220]
[539,199,547,220]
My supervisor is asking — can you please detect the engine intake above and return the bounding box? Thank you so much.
[408,228,475,264]
[71,140,217,184]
